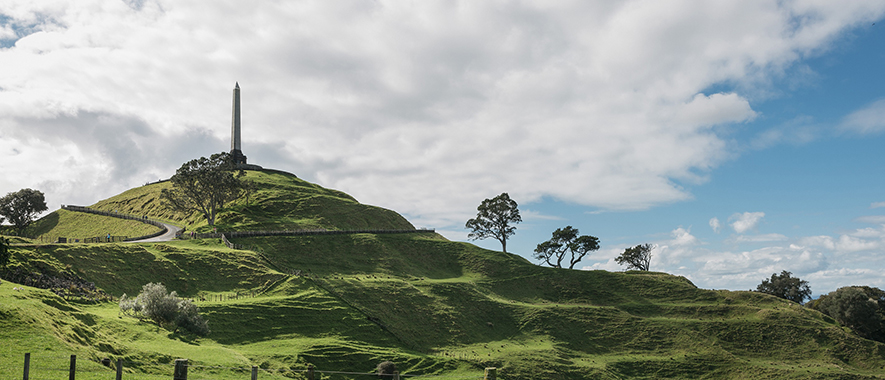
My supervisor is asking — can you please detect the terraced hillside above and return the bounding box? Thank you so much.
[2,169,885,379]
[89,170,414,232]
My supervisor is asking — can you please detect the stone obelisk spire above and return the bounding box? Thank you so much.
[230,82,247,165]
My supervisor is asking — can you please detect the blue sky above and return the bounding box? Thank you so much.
[1,1,884,295]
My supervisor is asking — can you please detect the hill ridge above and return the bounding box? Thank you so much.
[3,172,885,379]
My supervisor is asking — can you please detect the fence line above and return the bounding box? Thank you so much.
[188,228,435,242]
[60,205,435,245]
[13,353,494,380]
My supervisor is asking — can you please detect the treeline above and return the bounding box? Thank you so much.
[756,271,885,343]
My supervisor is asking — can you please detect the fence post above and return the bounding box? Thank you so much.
[251,366,258,380]
[116,359,123,380]
[22,353,30,380]
[307,365,315,380]
[484,367,496,380]
[173,359,188,380]
[69,354,76,380]
[393,371,400,380]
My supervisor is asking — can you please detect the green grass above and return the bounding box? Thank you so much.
[3,171,885,379]
[25,209,163,243]
[89,169,414,233]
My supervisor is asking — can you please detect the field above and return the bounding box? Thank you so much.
[2,169,884,379]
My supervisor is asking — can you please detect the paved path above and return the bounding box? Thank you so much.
[127,222,182,243]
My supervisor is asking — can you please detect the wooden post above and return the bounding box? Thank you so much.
[251,366,258,380]
[393,371,400,380]
[22,353,30,380]
[116,359,123,380]
[307,365,315,380]
[173,359,188,380]
[69,354,76,380]
[484,367,497,380]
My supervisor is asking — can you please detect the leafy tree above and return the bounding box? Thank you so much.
[808,286,884,342]
[465,193,521,254]
[756,270,811,304]
[0,236,10,267]
[120,282,210,336]
[0,188,48,235]
[161,152,249,226]
[533,226,600,269]
[615,243,653,271]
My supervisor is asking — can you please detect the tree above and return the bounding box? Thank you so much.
[615,243,653,271]
[808,286,884,342]
[756,270,811,304]
[0,188,48,235]
[465,193,521,254]
[161,152,249,226]
[0,236,10,267]
[533,226,600,269]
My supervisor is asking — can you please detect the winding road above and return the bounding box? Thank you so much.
[127,222,182,243]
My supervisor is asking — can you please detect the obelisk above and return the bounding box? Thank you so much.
[230,82,247,165]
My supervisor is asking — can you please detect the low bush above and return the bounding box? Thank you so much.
[120,282,210,336]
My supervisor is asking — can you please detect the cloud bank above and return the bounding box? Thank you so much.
[2,2,885,295]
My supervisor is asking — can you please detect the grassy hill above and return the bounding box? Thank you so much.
[2,169,885,379]
[26,209,163,243]
[89,170,414,232]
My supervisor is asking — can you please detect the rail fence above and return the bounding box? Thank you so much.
[8,354,496,380]
[181,228,436,242]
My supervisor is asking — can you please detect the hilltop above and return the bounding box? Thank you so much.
[2,169,885,379]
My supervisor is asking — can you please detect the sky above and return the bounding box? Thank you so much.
[1,0,884,296]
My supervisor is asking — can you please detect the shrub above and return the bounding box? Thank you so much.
[137,283,180,326]
[120,283,210,336]
[175,299,210,336]
[375,361,397,376]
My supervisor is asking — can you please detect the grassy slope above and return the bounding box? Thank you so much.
[26,209,162,242]
[90,170,414,232]
[2,171,884,379]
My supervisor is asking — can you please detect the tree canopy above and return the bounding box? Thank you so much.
[0,236,10,268]
[465,193,521,254]
[756,270,811,304]
[161,152,250,226]
[615,243,653,271]
[808,286,885,343]
[533,226,600,269]
[0,188,48,235]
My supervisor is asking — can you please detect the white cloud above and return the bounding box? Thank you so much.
[840,98,885,134]
[856,216,885,224]
[834,234,880,253]
[520,210,565,222]
[709,217,721,233]
[870,202,885,209]
[799,235,836,251]
[1,0,884,232]
[729,212,765,234]
[670,227,697,246]
[730,233,788,243]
